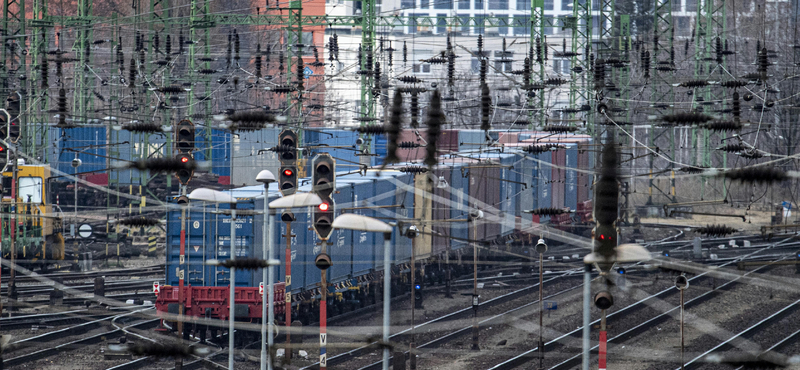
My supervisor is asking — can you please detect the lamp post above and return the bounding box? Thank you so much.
[535,238,548,370]
[262,192,324,370]
[331,214,393,370]
[256,170,276,370]
[187,188,237,370]
[470,208,484,351]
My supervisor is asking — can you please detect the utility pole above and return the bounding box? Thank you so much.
[535,238,547,369]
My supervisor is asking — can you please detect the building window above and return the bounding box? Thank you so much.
[434,0,452,9]
[494,50,514,73]
[458,0,470,9]
[672,0,682,12]
[489,0,508,10]
[401,0,414,8]
[414,50,432,73]
[437,14,447,33]
[516,0,529,10]
[408,13,419,34]
[544,15,554,35]
[475,0,484,10]
[475,15,486,34]
[459,14,470,33]
[544,0,553,10]
[553,58,571,74]
[420,0,430,8]
[514,15,530,36]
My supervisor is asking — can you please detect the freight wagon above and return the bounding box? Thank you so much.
[156,136,593,329]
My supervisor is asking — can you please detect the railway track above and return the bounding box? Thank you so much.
[484,242,796,370]
[2,278,160,297]
[1,265,164,285]
[2,309,160,367]
[299,268,588,370]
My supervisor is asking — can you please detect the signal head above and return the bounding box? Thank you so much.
[283,168,293,177]
[279,166,298,196]
[319,202,330,212]
[278,129,298,164]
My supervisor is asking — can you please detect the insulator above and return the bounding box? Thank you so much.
[703,121,742,132]
[399,87,427,95]
[732,91,740,120]
[179,31,185,55]
[739,149,763,159]
[166,35,172,56]
[410,92,419,128]
[272,85,296,94]
[399,166,429,174]
[719,80,748,88]
[333,34,340,60]
[717,143,746,153]
[427,57,447,64]
[233,30,240,61]
[40,57,48,88]
[670,44,675,66]
[403,41,407,63]
[545,78,568,86]
[117,216,160,227]
[398,76,423,84]
[153,32,160,54]
[231,121,266,132]
[92,90,105,102]
[522,57,531,87]
[678,166,706,174]
[643,51,650,79]
[355,125,385,135]
[129,343,198,358]
[385,91,403,164]
[198,68,217,75]
[227,111,276,123]
[357,44,363,69]
[477,34,484,55]
[758,47,768,80]
[57,88,67,113]
[660,112,714,124]
[424,90,444,167]
[542,125,578,133]
[594,59,605,90]
[715,37,723,64]
[155,86,187,94]
[535,37,542,63]
[543,35,548,61]
[132,157,194,172]
[373,62,381,97]
[678,80,709,88]
[278,50,284,72]
[128,58,136,88]
[481,84,491,131]
[695,224,737,237]
[255,44,262,78]
[480,59,487,86]
[366,49,373,71]
[397,141,421,149]
[684,39,689,56]
[522,145,554,155]
[296,56,304,92]
[122,122,162,133]
[528,207,568,216]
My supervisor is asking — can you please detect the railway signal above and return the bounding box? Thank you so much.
[312,154,336,240]
[278,129,298,196]
[414,284,423,309]
[175,120,195,185]
[6,93,19,142]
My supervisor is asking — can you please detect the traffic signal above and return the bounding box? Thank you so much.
[0,109,8,140]
[279,166,297,196]
[6,93,20,142]
[175,120,195,185]
[278,129,298,196]
[414,284,423,309]
[175,153,193,185]
[0,142,7,168]
[312,153,335,240]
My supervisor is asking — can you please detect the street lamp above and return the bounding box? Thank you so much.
[187,188,237,370]
[535,238,548,370]
[331,214,393,370]
[256,170,276,370]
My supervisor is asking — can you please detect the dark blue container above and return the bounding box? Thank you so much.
[564,144,579,211]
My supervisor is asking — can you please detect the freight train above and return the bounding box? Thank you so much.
[155,130,595,334]
[1,162,66,271]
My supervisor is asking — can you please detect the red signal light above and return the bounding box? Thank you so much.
[283,169,294,177]
[180,156,189,163]
[599,234,605,240]
[319,202,330,212]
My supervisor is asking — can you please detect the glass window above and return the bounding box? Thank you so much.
[489,0,508,10]
[561,0,572,11]
[475,0,484,10]
[686,0,696,11]
[409,13,419,34]
[553,58,570,74]
[514,15,530,36]
[459,0,470,9]
[420,0,430,8]
[434,0,451,9]
[414,50,432,73]
[402,0,414,7]
[544,15,554,35]
[672,0,682,12]
[516,0,529,10]
[475,15,486,34]
[437,14,447,33]
[459,14,470,33]
[19,177,43,204]
[496,16,509,35]
[544,0,553,10]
